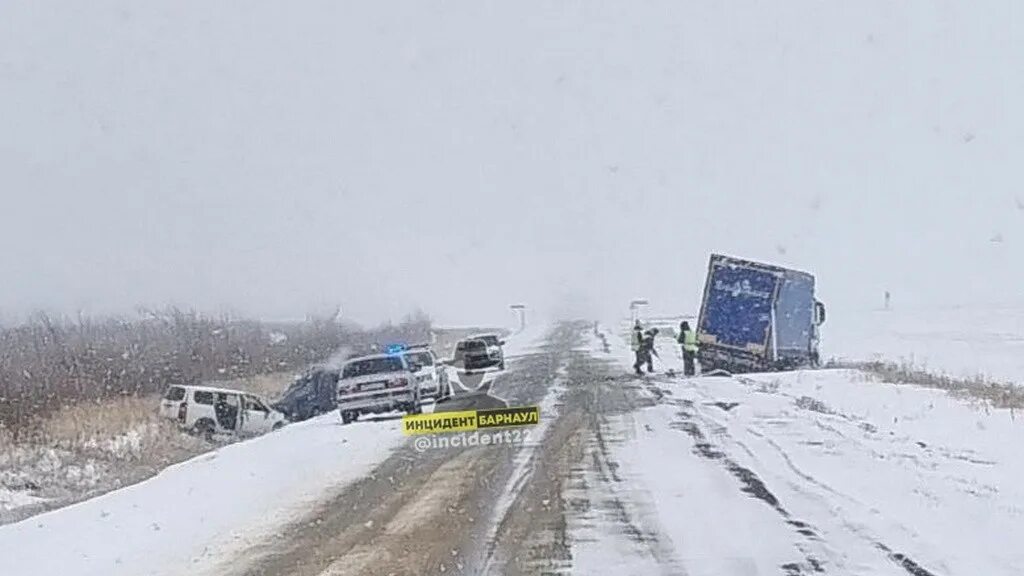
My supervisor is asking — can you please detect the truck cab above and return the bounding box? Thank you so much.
[696,254,826,373]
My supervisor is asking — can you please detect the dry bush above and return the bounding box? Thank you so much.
[831,359,1024,411]
[0,403,211,525]
[0,309,434,524]
[212,373,297,399]
[795,395,834,415]
[35,397,157,448]
[0,307,434,437]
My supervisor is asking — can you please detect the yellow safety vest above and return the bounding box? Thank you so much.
[682,330,698,353]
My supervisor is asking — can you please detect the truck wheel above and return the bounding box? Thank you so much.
[272,421,285,431]
[407,403,422,416]
[499,360,506,370]
[340,410,356,425]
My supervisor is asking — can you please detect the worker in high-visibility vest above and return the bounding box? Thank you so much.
[630,321,644,375]
[630,321,643,352]
[678,321,698,376]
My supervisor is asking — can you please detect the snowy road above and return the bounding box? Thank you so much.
[3,322,1023,575]
[563,327,1024,576]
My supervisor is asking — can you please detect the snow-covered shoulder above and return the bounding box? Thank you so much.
[578,368,1024,575]
[0,415,406,576]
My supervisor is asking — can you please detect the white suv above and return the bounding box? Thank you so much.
[337,353,424,424]
[402,345,452,402]
[159,385,287,439]
[455,333,506,370]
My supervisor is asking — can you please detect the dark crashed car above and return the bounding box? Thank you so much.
[272,368,339,422]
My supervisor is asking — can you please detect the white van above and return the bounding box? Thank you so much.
[159,385,287,439]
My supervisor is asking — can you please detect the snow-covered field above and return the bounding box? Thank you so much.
[828,306,1024,384]
[569,323,1024,575]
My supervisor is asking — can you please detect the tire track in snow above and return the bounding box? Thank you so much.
[563,428,682,576]
[651,374,941,576]
[670,411,826,574]
[485,338,684,576]
[232,324,576,576]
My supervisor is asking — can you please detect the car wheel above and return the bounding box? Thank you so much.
[272,421,284,431]
[340,410,356,425]
[192,418,216,442]
[407,403,422,415]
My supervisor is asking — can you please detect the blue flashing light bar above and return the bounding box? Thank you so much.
[385,343,408,355]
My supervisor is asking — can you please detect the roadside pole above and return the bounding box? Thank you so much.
[509,304,526,333]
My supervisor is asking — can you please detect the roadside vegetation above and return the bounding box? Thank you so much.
[830,359,1024,414]
[0,308,432,524]
[0,307,432,436]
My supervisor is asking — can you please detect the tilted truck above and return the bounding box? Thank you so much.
[696,254,826,373]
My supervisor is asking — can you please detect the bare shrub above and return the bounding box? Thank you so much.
[213,373,297,399]
[0,308,434,436]
[0,405,210,525]
[0,308,435,523]
[795,395,834,415]
[833,359,1024,412]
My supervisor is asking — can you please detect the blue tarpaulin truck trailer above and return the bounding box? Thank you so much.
[696,254,826,373]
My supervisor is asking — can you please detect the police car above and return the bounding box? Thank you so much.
[401,344,452,402]
[336,347,426,424]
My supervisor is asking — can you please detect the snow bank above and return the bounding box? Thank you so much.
[0,415,406,576]
[501,321,552,358]
[584,320,1024,574]
[579,369,1024,574]
[715,370,1024,575]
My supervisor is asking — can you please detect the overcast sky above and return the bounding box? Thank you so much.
[1,1,1022,327]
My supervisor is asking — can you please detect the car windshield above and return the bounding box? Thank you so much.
[342,357,406,378]
[460,340,486,350]
[6,5,1021,575]
[280,377,311,400]
[404,351,433,368]
[163,386,186,401]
